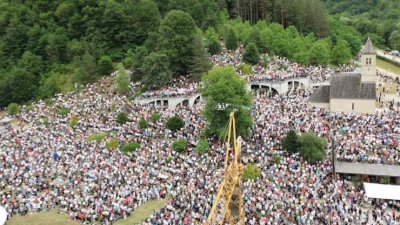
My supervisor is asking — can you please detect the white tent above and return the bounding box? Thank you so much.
[0,206,7,225]
[363,183,400,201]
[0,117,12,124]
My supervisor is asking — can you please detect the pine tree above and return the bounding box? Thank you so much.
[141,52,172,89]
[207,39,222,55]
[242,42,260,65]
[188,36,212,78]
[225,28,238,50]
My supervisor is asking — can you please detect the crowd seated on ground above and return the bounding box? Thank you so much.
[138,77,199,99]
[1,50,400,224]
[211,48,355,83]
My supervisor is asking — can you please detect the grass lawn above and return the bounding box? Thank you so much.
[377,58,400,76]
[114,198,170,225]
[6,210,79,225]
[7,198,170,225]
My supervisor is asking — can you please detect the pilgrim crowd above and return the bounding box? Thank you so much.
[0,51,400,225]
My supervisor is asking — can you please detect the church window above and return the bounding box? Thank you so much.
[352,103,354,110]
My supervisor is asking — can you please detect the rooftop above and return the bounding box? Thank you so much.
[361,37,377,55]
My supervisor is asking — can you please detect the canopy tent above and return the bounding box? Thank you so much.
[0,206,6,225]
[363,183,400,201]
[0,117,12,124]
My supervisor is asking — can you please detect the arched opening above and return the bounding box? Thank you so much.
[194,96,201,105]
[156,100,162,106]
[293,81,300,89]
[163,100,168,106]
[261,85,278,96]
[251,85,260,90]
[149,101,155,106]
[182,100,189,107]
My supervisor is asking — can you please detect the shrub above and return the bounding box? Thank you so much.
[273,155,281,165]
[207,39,222,55]
[242,42,260,65]
[166,156,173,163]
[58,107,70,116]
[87,132,106,142]
[138,117,148,129]
[7,103,20,116]
[166,116,184,132]
[352,176,363,189]
[243,163,261,181]
[106,138,119,150]
[120,142,140,153]
[151,112,161,122]
[196,139,209,154]
[299,132,327,162]
[242,64,253,75]
[97,55,113,75]
[282,130,300,153]
[43,117,49,128]
[172,139,187,153]
[117,112,129,124]
[69,115,78,128]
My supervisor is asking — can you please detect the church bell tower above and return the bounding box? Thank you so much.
[359,37,377,82]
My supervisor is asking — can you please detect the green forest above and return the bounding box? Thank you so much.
[322,0,400,50]
[0,0,389,107]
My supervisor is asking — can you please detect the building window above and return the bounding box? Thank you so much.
[369,58,372,65]
[366,58,368,64]
[352,103,354,110]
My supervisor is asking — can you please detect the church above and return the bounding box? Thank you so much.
[309,38,377,114]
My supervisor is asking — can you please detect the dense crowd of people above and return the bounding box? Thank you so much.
[211,48,355,83]
[138,77,199,99]
[1,51,400,225]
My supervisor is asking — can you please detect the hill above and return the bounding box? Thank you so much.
[322,0,400,50]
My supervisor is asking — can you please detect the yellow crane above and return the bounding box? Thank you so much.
[205,112,245,225]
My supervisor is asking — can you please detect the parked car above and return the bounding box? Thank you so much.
[391,50,400,56]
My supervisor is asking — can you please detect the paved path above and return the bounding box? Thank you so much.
[377,49,400,66]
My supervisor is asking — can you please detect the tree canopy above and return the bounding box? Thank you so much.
[201,66,253,138]
[0,0,378,106]
[299,132,327,162]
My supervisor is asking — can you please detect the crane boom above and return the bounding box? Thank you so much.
[205,112,245,225]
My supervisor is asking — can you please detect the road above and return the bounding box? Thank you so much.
[376,49,400,65]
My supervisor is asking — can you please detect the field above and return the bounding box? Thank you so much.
[6,198,169,225]
[6,210,79,225]
[377,58,400,76]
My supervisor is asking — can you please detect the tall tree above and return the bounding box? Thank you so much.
[188,35,212,78]
[158,10,197,74]
[0,67,37,107]
[74,51,98,84]
[201,66,253,138]
[331,39,352,65]
[141,52,172,89]
[242,42,260,65]
[225,28,238,50]
[130,46,149,82]
[308,40,331,65]
[133,0,161,45]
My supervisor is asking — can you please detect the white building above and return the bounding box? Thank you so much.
[309,38,377,114]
